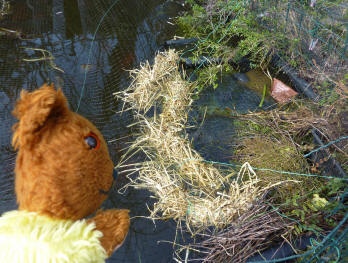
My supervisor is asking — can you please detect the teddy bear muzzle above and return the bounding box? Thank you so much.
[99,168,118,195]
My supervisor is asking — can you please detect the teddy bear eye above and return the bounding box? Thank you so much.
[84,132,100,150]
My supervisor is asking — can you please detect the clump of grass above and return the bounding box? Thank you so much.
[235,136,312,199]
[233,100,348,171]
[116,50,276,232]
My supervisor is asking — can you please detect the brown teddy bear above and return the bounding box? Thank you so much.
[0,84,130,262]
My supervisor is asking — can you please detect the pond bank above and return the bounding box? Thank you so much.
[138,0,348,261]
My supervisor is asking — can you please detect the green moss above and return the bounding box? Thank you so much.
[233,119,273,135]
[235,136,315,199]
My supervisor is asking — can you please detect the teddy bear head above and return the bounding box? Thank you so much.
[12,83,115,220]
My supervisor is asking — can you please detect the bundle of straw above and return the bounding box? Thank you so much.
[189,204,292,263]
[117,50,270,232]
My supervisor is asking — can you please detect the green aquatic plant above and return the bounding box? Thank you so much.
[258,84,267,107]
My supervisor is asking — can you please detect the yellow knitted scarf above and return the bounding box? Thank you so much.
[0,210,106,263]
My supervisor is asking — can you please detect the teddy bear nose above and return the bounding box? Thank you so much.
[112,168,118,181]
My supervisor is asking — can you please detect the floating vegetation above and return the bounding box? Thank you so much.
[0,27,21,39]
[21,47,64,73]
[0,27,33,40]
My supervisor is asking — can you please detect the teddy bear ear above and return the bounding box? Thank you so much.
[12,83,69,150]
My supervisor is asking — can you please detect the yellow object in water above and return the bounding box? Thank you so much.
[0,210,106,263]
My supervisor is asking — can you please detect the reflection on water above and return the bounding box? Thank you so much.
[0,0,186,262]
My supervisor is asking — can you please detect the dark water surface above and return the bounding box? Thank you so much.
[187,69,275,164]
[0,0,186,262]
[0,1,275,262]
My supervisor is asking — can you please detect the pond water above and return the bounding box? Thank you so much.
[0,0,186,262]
[0,1,274,262]
[187,69,275,164]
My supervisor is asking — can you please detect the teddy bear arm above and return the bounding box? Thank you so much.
[88,209,130,256]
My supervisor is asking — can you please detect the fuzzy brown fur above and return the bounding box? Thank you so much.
[12,83,130,255]
[88,209,130,256]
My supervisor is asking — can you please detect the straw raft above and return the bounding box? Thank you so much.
[117,50,271,231]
